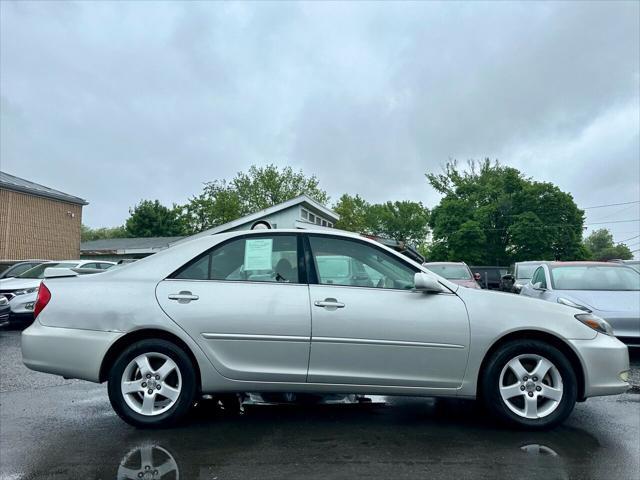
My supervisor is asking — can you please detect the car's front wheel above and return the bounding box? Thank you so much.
[107,339,197,428]
[481,339,577,429]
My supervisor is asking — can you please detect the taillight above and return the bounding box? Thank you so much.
[34,283,51,319]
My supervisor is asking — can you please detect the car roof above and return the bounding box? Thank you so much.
[541,261,631,267]
[424,262,467,266]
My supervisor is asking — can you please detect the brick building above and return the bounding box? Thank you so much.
[0,171,88,260]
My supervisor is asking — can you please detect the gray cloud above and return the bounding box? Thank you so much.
[1,1,638,247]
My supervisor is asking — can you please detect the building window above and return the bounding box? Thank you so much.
[308,213,315,223]
[301,209,308,220]
[328,223,333,228]
[315,217,322,225]
[322,220,327,227]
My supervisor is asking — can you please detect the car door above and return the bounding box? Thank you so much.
[156,233,311,382]
[305,234,470,389]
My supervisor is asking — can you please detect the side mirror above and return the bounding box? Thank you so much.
[532,282,546,291]
[414,272,444,293]
[502,274,514,281]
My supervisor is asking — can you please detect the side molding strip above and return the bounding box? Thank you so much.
[313,337,465,349]
[202,333,310,342]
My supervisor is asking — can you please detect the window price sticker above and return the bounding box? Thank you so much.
[244,238,273,270]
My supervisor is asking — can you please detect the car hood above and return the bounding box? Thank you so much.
[558,290,640,313]
[0,277,41,291]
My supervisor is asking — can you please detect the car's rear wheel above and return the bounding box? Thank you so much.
[107,339,196,428]
[481,340,577,429]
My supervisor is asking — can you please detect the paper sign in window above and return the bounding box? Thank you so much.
[244,239,273,270]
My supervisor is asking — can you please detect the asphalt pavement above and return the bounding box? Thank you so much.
[1,329,639,480]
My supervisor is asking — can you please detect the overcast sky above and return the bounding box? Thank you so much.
[1,1,638,250]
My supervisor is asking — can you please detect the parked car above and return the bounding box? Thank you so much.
[22,230,629,429]
[0,260,115,303]
[0,296,9,328]
[520,262,640,346]
[0,260,47,279]
[6,267,109,328]
[422,262,480,289]
[500,261,544,293]
[470,266,508,290]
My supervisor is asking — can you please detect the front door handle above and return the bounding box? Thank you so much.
[168,291,199,303]
[314,298,345,309]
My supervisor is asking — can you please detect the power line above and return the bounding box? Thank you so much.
[583,200,640,209]
[618,234,640,244]
[586,219,640,226]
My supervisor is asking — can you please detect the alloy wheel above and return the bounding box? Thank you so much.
[498,353,563,419]
[121,352,182,416]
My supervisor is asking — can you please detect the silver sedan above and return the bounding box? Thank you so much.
[520,262,640,346]
[22,230,629,429]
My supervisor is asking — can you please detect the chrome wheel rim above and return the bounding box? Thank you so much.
[499,354,563,419]
[121,352,182,416]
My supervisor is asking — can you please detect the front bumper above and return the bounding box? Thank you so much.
[570,333,630,398]
[22,320,122,382]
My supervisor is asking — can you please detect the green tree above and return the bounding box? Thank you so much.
[333,194,373,233]
[81,224,128,242]
[181,165,329,234]
[179,181,243,234]
[231,164,329,213]
[334,194,429,245]
[125,200,186,237]
[368,201,429,244]
[426,159,586,265]
[583,229,633,261]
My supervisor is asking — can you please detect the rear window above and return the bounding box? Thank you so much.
[424,264,472,280]
[18,263,77,279]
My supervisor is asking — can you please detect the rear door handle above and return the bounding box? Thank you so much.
[314,298,345,309]
[168,291,199,303]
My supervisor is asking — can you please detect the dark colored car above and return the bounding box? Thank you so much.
[0,260,47,279]
[0,296,9,328]
[470,266,508,290]
[500,261,544,293]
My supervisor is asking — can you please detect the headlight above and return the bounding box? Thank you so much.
[14,287,39,296]
[558,297,592,312]
[575,313,614,336]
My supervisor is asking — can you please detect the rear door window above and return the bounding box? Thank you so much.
[172,235,301,284]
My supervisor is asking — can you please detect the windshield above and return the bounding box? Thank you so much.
[516,264,540,280]
[550,265,640,291]
[17,262,77,279]
[424,264,472,280]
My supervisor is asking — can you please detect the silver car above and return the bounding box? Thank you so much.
[520,262,640,346]
[22,230,629,429]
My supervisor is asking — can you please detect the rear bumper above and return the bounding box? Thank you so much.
[21,320,121,382]
[570,334,630,398]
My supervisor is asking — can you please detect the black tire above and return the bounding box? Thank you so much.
[481,339,577,430]
[107,339,197,428]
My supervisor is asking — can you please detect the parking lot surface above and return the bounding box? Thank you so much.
[1,329,639,480]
